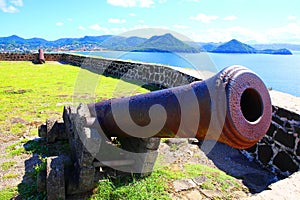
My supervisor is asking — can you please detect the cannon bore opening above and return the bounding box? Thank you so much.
[240,88,263,122]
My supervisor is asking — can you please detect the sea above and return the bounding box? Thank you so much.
[76,51,300,97]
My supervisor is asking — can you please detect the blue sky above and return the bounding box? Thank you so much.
[1,0,300,43]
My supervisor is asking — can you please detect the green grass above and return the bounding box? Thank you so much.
[0,61,150,138]
[0,187,18,200]
[184,164,242,191]
[0,161,17,170]
[90,172,170,200]
[2,173,19,179]
[88,161,244,200]
[5,138,29,157]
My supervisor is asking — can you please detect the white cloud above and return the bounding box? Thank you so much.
[183,0,201,2]
[108,18,127,24]
[78,26,86,31]
[129,12,136,17]
[89,24,102,31]
[288,16,297,20]
[10,0,22,6]
[190,13,219,23]
[0,0,20,13]
[223,15,237,21]
[226,26,267,43]
[173,24,190,29]
[56,22,64,26]
[138,19,145,23]
[111,27,128,33]
[158,0,167,3]
[181,26,269,43]
[267,23,300,42]
[107,0,154,8]
[89,24,110,34]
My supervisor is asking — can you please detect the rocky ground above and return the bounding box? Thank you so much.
[159,138,276,200]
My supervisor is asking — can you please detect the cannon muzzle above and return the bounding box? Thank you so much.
[87,65,272,149]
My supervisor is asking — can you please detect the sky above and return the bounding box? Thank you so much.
[1,0,300,43]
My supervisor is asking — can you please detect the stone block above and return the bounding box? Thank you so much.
[46,118,58,143]
[77,166,95,192]
[145,138,161,150]
[266,123,276,137]
[173,179,196,192]
[276,107,300,121]
[273,151,299,173]
[46,156,66,200]
[272,116,284,127]
[192,176,207,186]
[296,142,300,157]
[257,144,273,164]
[274,128,295,149]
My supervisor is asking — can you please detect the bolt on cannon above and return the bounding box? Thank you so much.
[38,65,272,199]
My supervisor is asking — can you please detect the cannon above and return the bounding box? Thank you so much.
[38,65,272,199]
[38,49,45,64]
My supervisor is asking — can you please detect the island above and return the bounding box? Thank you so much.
[208,39,292,55]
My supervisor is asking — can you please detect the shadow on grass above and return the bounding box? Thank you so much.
[199,141,279,194]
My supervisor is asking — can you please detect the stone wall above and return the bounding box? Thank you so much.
[0,52,62,62]
[243,106,300,176]
[0,53,38,61]
[59,53,200,89]
[1,52,299,176]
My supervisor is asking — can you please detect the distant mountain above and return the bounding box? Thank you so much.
[99,33,200,53]
[258,48,293,55]
[78,35,113,43]
[209,39,292,55]
[0,35,26,44]
[251,43,300,51]
[132,33,200,53]
[199,43,219,52]
[0,34,294,54]
[100,35,147,50]
[212,39,256,53]
[26,38,48,45]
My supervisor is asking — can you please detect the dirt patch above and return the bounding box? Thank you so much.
[4,89,33,95]
[10,118,28,125]
[0,138,32,190]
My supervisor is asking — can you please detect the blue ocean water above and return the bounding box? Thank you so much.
[76,51,300,97]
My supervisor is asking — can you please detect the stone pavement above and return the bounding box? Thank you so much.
[246,171,300,200]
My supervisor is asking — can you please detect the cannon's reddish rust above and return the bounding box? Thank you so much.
[87,66,272,149]
[38,49,45,64]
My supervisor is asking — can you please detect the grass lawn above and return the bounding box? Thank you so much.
[0,61,150,139]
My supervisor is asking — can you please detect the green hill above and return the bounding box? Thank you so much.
[133,33,200,53]
[211,39,292,55]
[212,39,256,53]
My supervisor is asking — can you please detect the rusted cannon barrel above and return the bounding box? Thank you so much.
[87,66,272,149]
[38,49,45,64]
